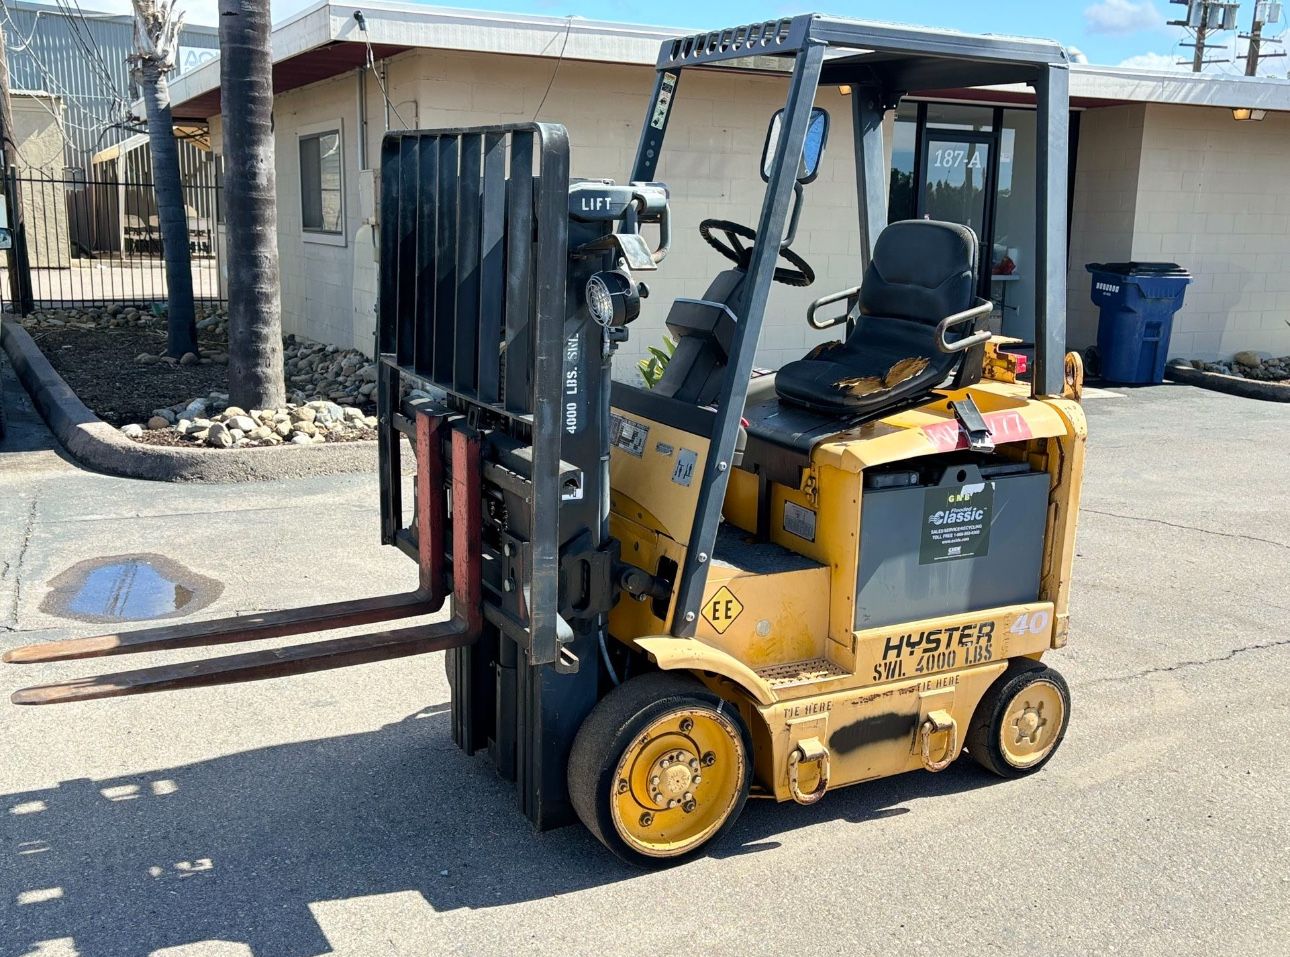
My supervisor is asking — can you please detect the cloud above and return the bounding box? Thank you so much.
[1117,51,1187,70]
[1084,0,1163,35]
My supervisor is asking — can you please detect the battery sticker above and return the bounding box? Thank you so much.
[920,482,994,564]
[671,448,698,486]
[610,414,648,457]
[650,73,677,130]
[783,501,817,542]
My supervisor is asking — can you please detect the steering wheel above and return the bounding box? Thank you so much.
[698,218,815,288]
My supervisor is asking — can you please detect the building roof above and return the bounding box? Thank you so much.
[167,2,1290,120]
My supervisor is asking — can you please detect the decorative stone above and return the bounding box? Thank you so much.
[146,415,172,430]
[121,423,144,438]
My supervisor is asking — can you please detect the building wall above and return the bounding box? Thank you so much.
[1065,104,1145,352]
[1067,102,1290,360]
[225,48,862,371]
[10,93,71,269]
[1131,103,1290,359]
[215,46,1290,366]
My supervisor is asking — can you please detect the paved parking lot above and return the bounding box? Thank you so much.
[2,352,1288,957]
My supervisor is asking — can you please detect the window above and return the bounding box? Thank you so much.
[300,129,343,233]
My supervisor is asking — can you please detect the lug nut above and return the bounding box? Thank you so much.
[680,718,694,733]
[660,758,670,768]
[650,775,660,786]
[683,792,693,802]
[702,751,716,767]
[617,779,629,794]
[693,775,702,784]
[652,791,664,803]
[640,812,653,827]
[668,798,680,808]
[682,800,696,813]
[689,759,700,770]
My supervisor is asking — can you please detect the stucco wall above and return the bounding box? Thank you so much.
[232,48,860,370]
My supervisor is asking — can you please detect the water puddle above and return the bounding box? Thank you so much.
[40,554,223,624]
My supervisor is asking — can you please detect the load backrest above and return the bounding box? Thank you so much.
[857,220,977,326]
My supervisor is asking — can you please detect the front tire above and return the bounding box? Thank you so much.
[965,663,1071,778]
[568,671,753,867]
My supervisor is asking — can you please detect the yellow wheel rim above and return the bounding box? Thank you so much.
[999,678,1066,769]
[609,705,746,859]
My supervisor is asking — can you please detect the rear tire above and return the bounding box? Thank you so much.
[568,671,753,868]
[965,662,1070,778]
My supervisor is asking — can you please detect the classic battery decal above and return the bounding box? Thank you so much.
[650,73,678,130]
[671,448,698,486]
[702,585,744,634]
[783,501,817,542]
[922,409,1033,453]
[609,413,648,457]
[920,482,993,564]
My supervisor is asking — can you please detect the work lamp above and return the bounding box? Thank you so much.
[586,270,641,327]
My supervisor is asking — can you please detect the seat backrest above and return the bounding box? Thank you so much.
[858,220,978,326]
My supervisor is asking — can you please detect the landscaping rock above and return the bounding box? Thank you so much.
[207,422,232,448]
[225,414,257,433]
[146,415,172,430]
[121,423,144,439]
[1233,350,1263,368]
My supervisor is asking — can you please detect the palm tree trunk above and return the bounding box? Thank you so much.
[137,61,198,358]
[219,0,284,409]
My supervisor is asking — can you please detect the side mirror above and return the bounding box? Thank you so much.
[760,107,830,184]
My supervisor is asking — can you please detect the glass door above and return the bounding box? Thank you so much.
[918,132,993,239]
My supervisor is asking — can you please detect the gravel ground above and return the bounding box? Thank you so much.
[27,325,227,427]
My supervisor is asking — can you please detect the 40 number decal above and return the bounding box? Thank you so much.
[1009,610,1052,636]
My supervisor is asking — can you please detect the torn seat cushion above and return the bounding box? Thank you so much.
[775,220,978,416]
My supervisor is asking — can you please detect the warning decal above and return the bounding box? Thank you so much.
[702,585,744,634]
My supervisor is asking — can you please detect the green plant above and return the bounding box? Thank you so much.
[637,335,677,389]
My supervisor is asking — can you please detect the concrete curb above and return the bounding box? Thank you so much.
[1164,361,1290,403]
[1,318,380,482]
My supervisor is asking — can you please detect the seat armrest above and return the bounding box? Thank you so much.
[935,298,993,353]
[806,285,862,330]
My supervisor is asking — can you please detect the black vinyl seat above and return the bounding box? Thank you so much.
[775,220,982,416]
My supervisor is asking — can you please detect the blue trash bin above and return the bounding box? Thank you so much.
[1085,262,1192,385]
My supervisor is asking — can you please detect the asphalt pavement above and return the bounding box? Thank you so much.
[2,351,1288,957]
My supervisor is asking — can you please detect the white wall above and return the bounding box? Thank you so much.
[219,47,863,370]
[1132,104,1290,359]
[213,46,1290,365]
[1067,102,1290,360]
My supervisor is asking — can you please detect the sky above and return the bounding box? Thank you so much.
[90,0,1287,75]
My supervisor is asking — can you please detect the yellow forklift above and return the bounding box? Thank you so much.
[7,15,1085,866]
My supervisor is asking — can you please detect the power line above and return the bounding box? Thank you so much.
[532,15,574,121]
[352,10,408,129]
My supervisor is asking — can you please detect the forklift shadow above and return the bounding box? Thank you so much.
[2,703,998,957]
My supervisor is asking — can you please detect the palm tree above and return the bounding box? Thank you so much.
[218,0,284,409]
[129,0,198,358]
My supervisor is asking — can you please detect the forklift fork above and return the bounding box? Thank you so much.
[5,410,483,705]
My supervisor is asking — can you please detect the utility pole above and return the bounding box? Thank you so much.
[0,25,34,316]
[1169,0,1240,72]
[1241,1,1286,76]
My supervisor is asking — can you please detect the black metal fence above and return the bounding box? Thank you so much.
[2,157,225,311]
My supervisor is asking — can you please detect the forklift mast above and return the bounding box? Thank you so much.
[374,124,671,828]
